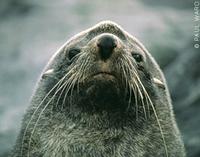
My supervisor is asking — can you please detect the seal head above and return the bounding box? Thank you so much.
[11,21,186,157]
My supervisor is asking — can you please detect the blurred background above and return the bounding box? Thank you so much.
[0,0,199,156]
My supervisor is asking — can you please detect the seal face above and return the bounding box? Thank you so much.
[11,21,186,157]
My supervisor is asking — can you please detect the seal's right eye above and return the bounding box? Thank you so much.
[68,48,80,61]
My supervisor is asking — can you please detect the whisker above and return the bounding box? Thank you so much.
[75,55,90,94]
[63,74,79,110]
[120,61,133,112]
[122,54,168,157]
[123,55,148,120]
[122,57,144,120]
[27,78,71,157]
[143,87,168,157]
[55,78,70,111]
[130,83,139,120]
[20,73,69,156]
[60,55,91,111]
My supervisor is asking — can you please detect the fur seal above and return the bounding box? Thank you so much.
[11,21,186,157]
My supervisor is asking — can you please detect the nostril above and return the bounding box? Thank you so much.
[97,35,117,60]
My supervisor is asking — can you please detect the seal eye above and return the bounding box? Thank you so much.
[68,48,80,61]
[132,53,143,63]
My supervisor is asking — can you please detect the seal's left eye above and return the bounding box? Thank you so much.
[68,48,80,61]
[132,53,143,63]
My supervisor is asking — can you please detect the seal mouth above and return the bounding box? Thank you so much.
[93,72,114,76]
[92,72,116,80]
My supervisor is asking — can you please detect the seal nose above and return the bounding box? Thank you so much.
[97,35,117,60]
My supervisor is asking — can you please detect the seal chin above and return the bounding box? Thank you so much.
[79,73,124,111]
[85,76,119,97]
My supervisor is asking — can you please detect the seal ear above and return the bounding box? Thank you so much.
[42,69,54,79]
[152,77,165,89]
